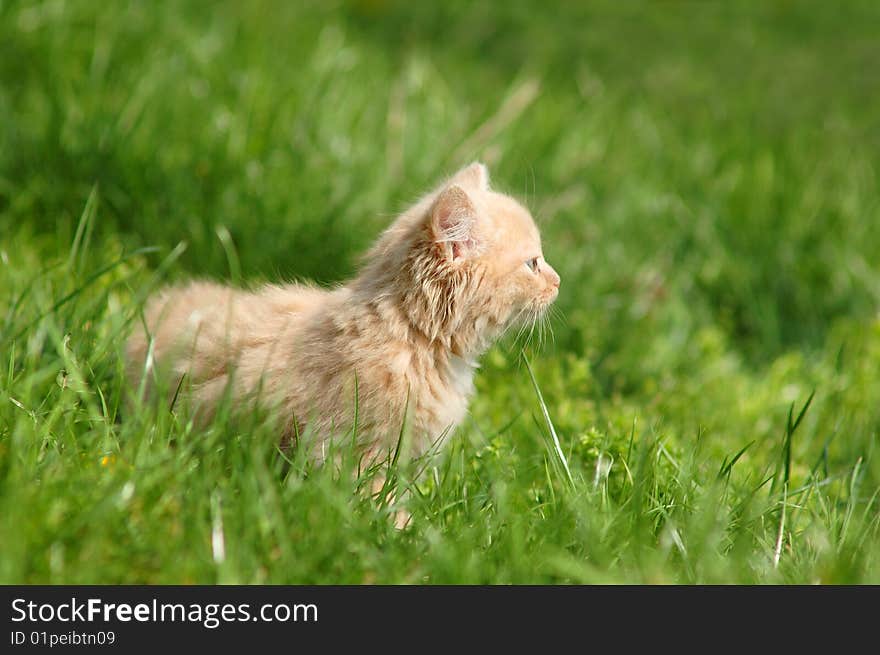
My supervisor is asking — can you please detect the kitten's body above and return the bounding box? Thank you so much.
[127,163,559,460]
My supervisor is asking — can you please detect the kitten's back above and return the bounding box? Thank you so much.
[126,280,327,403]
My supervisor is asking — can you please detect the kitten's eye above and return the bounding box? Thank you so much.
[525,257,539,273]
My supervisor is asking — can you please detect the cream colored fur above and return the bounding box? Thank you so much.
[126,162,560,462]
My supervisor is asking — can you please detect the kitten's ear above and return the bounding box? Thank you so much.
[450,161,490,191]
[430,184,480,262]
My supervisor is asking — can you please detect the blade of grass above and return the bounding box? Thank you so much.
[6,246,160,344]
[717,440,755,482]
[68,184,99,275]
[522,352,573,489]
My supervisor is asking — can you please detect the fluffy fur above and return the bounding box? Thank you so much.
[126,162,560,461]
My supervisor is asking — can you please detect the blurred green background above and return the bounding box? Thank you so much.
[1,0,879,583]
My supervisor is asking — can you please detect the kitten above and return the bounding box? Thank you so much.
[126,162,560,462]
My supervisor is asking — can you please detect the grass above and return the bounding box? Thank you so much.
[1,0,879,583]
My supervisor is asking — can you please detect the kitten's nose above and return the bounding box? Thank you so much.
[545,262,560,289]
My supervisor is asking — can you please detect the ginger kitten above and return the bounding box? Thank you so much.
[126,162,560,461]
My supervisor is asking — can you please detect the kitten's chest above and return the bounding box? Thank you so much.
[447,354,477,399]
[410,353,476,437]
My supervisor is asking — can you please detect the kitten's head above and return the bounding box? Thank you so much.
[363,162,560,353]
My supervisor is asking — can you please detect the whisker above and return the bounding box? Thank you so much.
[500,301,562,356]
[548,304,567,327]
[511,308,532,347]
[515,318,532,350]
[497,306,529,349]
[525,308,539,352]
[539,309,552,348]
[542,314,548,350]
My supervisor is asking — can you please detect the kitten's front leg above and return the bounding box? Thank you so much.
[369,474,412,530]
[359,444,412,530]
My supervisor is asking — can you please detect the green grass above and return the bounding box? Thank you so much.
[2,0,879,583]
